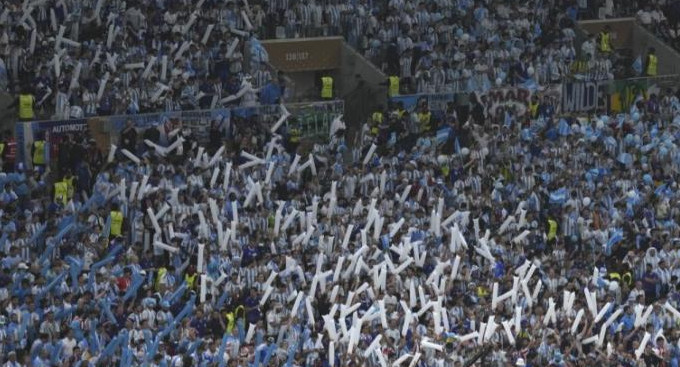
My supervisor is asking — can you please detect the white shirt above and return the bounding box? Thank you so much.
[61,337,77,357]
[637,10,652,25]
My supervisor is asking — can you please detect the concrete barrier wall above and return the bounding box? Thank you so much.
[632,24,680,76]
[578,18,680,76]
[338,42,387,136]
[578,18,636,50]
[271,38,387,139]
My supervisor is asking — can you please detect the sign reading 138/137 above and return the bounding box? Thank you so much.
[285,52,310,61]
[262,38,342,72]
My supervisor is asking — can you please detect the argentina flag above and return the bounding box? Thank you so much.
[250,37,270,64]
[605,228,623,255]
[558,118,570,136]
[436,126,452,146]
[549,187,567,205]
[617,153,633,167]
[632,56,643,75]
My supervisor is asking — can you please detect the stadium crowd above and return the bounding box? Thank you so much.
[3,0,680,367]
[0,0,640,121]
[0,0,280,121]
[2,80,680,367]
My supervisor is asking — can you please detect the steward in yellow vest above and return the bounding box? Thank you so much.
[476,285,489,298]
[598,26,612,53]
[19,93,35,121]
[32,140,46,167]
[547,219,558,242]
[372,106,385,136]
[646,48,658,76]
[110,206,123,237]
[321,76,333,99]
[418,109,432,133]
[372,111,384,125]
[529,98,540,119]
[185,271,197,290]
[155,267,168,291]
[225,305,245,333]
[54,180,68,206]
[63,172,75,199]
[388,76,400,97]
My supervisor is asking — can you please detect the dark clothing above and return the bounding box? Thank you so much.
[121,126,138,152]
[471,102,485,125]
[143,127,161,145]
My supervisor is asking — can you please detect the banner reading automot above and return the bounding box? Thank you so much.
[17,101,343,166]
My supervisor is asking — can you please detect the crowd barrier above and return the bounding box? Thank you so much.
[16,100,344,167]
[389,75,679,118]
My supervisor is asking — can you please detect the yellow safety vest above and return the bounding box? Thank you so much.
[225,305,245,333]
[54,181,68,206]
[418,112,432,132]
[321,77,333,99]
[156,268,167,291]
[289,128,300,143]
[372,112,383,124]
[388,76,400,97]
[599,32,611,52]
[547,219,557,241]
[622,272,632,286]
[647,54,658,76]
[110,210,123,236]
[226,313,235,333]
[19,94,34,120]
[185,273,197,289]
[609,272,621,281]
[529,102,539,118]
[33,140,46,165]
[0,143,4,155]
[64,176,75,198]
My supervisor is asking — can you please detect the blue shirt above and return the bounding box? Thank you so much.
[260,82,282,105]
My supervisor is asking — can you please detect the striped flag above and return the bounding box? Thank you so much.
[605,228,623,255]
[549,188,567,205]
[617,153,633,167]
[436,126,451,146]
[504,111,513,128]
[558,119,570,136]
[632,56,643,75]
